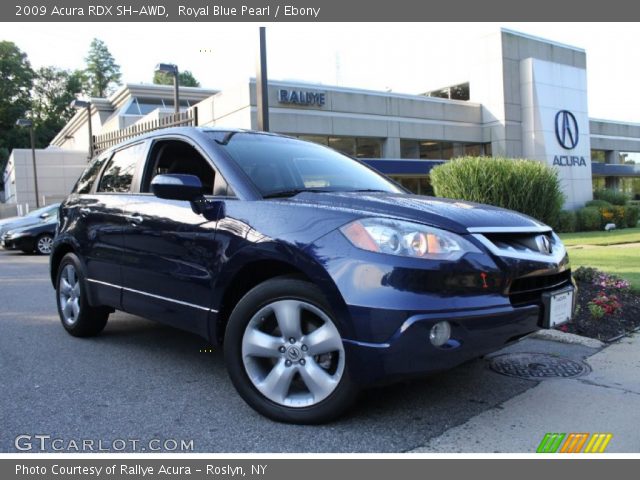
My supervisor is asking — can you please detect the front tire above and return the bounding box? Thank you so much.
[224,278,358,424]
[35,234,54,255]
[56,253,109,337]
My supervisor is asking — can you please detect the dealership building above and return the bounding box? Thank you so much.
[3,28,640,214]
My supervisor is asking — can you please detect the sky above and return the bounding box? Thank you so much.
[1,22,639,123]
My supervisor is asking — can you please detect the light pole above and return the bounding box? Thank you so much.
[155,63,180,115]
[256,27,270,132]
[15,118,40,208]
[70,99,93,159]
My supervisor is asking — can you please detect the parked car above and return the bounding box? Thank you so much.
[0,203,59,237]
[50,127,574,424]
[2,214,58,255]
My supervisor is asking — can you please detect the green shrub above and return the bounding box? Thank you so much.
[585,199,613,208]
[576,207,602,231]
[555,210,577,233]
[430,156,564,226]
[599,205,626,228]
[573,266,599,283]
[625,205,640,228]
[593,188,629,206]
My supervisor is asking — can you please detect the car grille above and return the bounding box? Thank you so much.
[508,270,572,306]
[482,231,553,256]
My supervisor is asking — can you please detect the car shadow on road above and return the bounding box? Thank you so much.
[93,313,537,446]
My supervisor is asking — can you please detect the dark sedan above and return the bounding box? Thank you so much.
[50,127,574,424]
[0,203,59,237]
[2,214,57,255]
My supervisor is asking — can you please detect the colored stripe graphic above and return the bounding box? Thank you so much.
[537,433,565,453]
[538,433,613,453]
[560,433,589,453]
[584,433,613,453]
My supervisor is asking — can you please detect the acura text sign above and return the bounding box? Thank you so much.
[553,110,587,167]
[278,89,326,107]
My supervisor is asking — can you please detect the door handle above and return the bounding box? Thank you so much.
[125,214,144,225]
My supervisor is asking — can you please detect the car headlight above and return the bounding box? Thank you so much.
[340,218,481,260]
[6,231,28,239]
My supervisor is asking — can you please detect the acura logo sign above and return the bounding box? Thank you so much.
[555,110,579,149]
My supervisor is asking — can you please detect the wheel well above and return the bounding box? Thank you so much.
[215,260,309,344]
[50,243,75,285]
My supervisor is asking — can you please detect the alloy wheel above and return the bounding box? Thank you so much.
[37,235,53,255]
[58,264,81,326]
[241,299,345,408]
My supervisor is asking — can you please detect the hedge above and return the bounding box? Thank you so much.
[430,156,564,227]
[576,207,602,231]
[585,199,613,209]
[556,210,578,233]
[625,205,640,228]
[593,188,629,206]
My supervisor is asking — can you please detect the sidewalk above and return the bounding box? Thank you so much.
[412,333,640,453]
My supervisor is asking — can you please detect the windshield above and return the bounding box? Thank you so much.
[211,133,402,198]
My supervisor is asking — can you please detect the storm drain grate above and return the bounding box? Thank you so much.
[489,353,591,379]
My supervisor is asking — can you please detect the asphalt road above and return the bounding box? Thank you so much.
[0,249,594,453]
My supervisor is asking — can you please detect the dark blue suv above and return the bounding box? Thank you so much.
[51,127,574,423]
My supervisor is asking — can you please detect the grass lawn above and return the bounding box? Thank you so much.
[559,227,640,246]
[559,228,640,290]
[566,246,640,291]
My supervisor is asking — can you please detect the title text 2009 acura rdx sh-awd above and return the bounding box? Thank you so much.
[51,127,575,423]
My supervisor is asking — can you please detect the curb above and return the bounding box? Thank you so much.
[530,329,605,349]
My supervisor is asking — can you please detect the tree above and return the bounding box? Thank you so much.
[153,69,200,87]
[0,41,34,175]
[31,67,84,146]
[83,38,122,97]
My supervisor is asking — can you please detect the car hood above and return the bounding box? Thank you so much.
[287,192,547,234]
[0,216,42,235]
[0,216,20,226]
[5,218,57,236]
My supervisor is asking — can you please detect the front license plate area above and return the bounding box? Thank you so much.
[542,286,574,328]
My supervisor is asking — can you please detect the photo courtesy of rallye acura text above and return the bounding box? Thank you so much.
[50,127,575,424]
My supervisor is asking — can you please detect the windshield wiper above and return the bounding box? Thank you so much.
[262,188,332,199]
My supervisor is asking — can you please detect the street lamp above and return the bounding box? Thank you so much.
[70,99,93,159]
[155,63,180,115]
[15,118,40,208]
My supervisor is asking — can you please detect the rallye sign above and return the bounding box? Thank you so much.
[278,89,326,107]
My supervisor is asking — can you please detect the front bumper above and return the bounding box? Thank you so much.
[1,235,34,251]
[308,229,573,386]
[343,303,541,385]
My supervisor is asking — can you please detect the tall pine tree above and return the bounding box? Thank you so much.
[83,38,122,97]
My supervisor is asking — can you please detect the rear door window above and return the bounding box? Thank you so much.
[97,143,145,193]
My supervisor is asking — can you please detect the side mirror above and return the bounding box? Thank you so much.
[151,173,225,221]
[151,174,203,201]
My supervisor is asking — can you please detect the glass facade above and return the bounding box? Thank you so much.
[125,97,193,115]
[294,135,383,158]
[389,175,434,196]
[400,139,491,160]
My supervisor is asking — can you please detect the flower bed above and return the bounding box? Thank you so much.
[559,267,640,341]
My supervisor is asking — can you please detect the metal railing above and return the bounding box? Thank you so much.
[92,108,198,156]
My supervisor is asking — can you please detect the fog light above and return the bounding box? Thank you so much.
[429,321,451,347]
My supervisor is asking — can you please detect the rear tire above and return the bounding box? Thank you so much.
[224,278,358,424]
[56,253,109,337]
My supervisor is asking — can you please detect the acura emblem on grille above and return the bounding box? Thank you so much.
[536,235,552,254]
